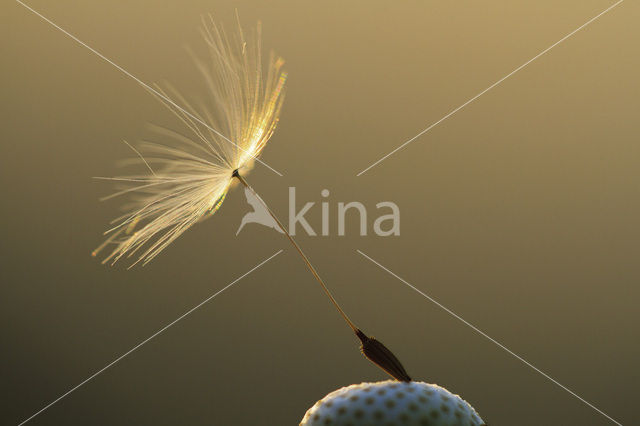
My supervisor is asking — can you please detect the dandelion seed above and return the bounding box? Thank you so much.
[96,14,411,383]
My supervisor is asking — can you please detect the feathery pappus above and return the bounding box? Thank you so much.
[94,16,287,267]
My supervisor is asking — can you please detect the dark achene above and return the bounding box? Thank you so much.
[356,329,411,382]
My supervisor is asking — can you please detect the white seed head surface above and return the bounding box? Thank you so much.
[300,380,484,426]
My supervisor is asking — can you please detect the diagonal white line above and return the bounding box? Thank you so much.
[17,249,283,426]
[15,0,284,177]
[356,249,623,426]
[356,0,624,176]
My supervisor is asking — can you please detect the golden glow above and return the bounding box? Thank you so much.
[95,16,286,266]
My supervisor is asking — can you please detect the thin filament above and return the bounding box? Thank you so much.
[234,171,358,333]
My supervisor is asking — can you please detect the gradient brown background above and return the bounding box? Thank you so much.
[2,1,638,424]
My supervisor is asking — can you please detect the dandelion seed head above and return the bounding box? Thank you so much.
[300,381,485,426]
[95,16,286,267]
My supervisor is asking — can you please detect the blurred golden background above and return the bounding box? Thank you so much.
[2,0,638,424]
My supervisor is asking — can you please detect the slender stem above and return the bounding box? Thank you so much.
[234,171,358,332]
